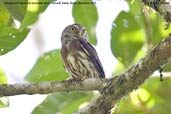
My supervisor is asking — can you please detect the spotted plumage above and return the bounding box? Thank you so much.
[61,24,105,80]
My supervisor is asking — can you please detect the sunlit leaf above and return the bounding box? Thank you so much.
[0,0,52,55]
[0,68,9,107]
[2,0,52,27]
[72,0,98,45]
[128,0,167,45]
[0,25,29,55]
[128,0,142,16]
[116,78,171,114]
[21,0,53,27]
[0,1,12,25]
[0,68,7,84]
[25,50,69,82]
[31,92,93,114]
[162,62,171,72]
[0,97,9,108]
[111,11,145,67]
[150,13,163,45]
[130,88,155,109]
[112,61,125,76]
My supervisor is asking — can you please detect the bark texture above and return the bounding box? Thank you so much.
[74,35,171,114]
[0,35,171,113]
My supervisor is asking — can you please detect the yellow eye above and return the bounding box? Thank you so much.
[70,27,76,31]
[82,29,86,34]
[80,29,86,36]
[80,32,83,36]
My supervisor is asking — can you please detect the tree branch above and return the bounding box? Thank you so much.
[74,35,171,114]
[0,35,171,113]
[0,78,104,96]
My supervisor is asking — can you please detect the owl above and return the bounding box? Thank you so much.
[60,24,105,80]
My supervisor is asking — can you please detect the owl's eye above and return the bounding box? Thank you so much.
[82,29,86,34]
[80,32,83,36]
[80,29,86,36]
[70,27,76,31]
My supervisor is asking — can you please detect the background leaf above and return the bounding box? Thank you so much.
[21,0,53,27]
[1,0,27,22]
[25,50,69,82]
[72,0,98,45]
[26,49,93,114]
[0,1,12,26]
[0,25,29,55]
[31,92,93,114]
[0,0,52,55]
[111,11,145,67]
[0,68,9,107]
[2,0,52,27]
[115,78,171,114]
[0,68,7,84]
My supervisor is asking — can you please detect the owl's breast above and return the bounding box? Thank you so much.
[66,51,98,80]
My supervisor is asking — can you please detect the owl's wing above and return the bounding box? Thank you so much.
[79,39,105,78]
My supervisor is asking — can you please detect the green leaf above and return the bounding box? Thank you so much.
[0,0,51,55]
[162,63,171,72]
[116,78,171,114]
[0,1,12,25]
[1,0,27,22]
[0,25,29,55]
[127,0,142,16]
[128,0,168,45]
[31,92,93,114]
[2,0,52,26]
[21,0,53,27]
[25,50,69,82]
[0,68,7,84]
[112,61,125,76]
[0,97,9,108]
[149,13,163,45]
[111,11,145,67]
[127,0,145,28]
[0,68,9,107]
[72,0,98,45]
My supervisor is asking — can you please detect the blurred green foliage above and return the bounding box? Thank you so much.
[25,50,69,82]
[0,0,52,55]
[31,92,94,114]
[0,68,8,107]
[0,0,171,114]
[0,25,29,55]
[111,11,145,67]
[72,0,98,45]
[112,0,171,75]
[114,78,171,114]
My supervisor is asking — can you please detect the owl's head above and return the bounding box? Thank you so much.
[61,24,88,44]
